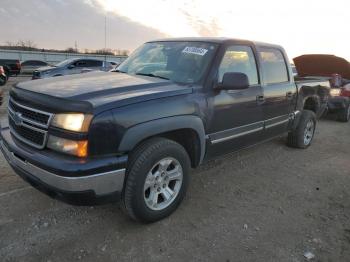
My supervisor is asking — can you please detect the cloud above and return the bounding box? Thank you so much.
[1,0,166,51]
[1,0,349,60]
[95,0,350,60]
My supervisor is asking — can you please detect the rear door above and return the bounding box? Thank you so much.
[257,47,296,138]
[85,60,103,71]
[206,44,264,157]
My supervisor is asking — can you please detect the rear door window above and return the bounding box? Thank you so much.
[259,48,289,84]
[85,60,103,67]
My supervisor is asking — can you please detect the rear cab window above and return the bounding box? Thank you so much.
[258,48,289,84]
[218,45,259,85]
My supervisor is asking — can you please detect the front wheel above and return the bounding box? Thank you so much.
[287,110,317,149]
[122,138,190,223]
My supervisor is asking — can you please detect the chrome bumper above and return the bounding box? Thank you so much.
[0,140,126,196]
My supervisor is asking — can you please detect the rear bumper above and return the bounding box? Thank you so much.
[328,96,350,111]
[0,126,128,205]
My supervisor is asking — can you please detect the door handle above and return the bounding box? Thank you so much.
[256,95,265,103]
[286,91,293,99]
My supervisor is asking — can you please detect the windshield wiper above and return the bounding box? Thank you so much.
[112,69,127,73]
[135,72,169,80]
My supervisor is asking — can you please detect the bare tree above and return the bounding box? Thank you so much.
[65,47,78,53]
[16,40,37,50]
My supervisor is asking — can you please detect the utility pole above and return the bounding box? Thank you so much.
[104,15,107,64]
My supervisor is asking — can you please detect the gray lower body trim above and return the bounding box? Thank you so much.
[1,141,125,195]
[209,112,297,144]
[264,114,290,129]
[210,121,264,144]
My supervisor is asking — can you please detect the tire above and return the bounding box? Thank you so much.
[122,137,190,223]
[287,110,317,149]
[337,104,350,122]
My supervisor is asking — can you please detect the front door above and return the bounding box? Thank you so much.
[206,44,264,158]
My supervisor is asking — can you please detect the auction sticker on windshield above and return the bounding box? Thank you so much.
[182,47,208,56]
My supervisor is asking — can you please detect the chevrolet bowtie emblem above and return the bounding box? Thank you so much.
[13,112,23,126]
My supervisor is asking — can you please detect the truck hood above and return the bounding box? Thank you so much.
[13,71,193,113]
[293,55,350,79]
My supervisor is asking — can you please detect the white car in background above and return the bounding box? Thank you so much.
[21,60,51,75]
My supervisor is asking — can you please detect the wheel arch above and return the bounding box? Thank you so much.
[303,95,321,115]
[118,115,206,167]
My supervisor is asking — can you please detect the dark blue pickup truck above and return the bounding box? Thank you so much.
[0,38,330,222]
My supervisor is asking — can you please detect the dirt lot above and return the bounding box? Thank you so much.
[0,77,350,262]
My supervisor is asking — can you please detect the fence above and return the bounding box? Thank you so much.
[0,49,128,64]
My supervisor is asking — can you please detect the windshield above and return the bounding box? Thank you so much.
[55,59,76,67]
[117,41,218,84]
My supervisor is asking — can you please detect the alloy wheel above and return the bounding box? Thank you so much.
[143,157,183,211]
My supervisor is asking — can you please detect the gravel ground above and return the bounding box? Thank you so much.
[0,77,350,262]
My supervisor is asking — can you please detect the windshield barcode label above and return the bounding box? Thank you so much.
[182,47,208,56]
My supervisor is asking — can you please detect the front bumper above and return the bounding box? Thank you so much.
[0,126,128,205]
[328,96,350,111]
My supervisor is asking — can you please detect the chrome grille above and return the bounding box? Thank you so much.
[8,97,53,149]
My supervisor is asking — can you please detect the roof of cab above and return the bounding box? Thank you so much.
[148,37,283,49]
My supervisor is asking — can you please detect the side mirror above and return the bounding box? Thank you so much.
[219,72,249,90]
[67,64,75,70]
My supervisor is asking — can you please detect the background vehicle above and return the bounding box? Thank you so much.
[0,38,330,223]
[0,66,5,105]
[109,61,119,69]
[0,66,7,86]
[294,54,350,122]
[291,64,298,77]
[0,59,21,76]
[32,58,114,79]
[21,60,50,75]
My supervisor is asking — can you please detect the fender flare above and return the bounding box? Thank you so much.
[118,115,206,164]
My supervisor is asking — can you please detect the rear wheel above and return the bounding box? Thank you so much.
[122,137,190,223]
[287,110,316,149]
[337,104,350,122]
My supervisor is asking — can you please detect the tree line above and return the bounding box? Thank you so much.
[1,40,129,56]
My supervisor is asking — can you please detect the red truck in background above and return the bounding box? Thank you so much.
[294,54,350,122]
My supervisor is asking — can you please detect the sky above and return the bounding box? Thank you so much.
[1,0,349,60]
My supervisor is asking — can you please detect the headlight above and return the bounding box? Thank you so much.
[330,88,341,96]
[51,113,92,132]
[47,135,88,157]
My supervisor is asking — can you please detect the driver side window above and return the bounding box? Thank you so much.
[218,45,259,85]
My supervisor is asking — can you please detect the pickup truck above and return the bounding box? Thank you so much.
[294,54,350,122]
[0,66,7,87]
[0,59,21,77]
[0,38,330,222]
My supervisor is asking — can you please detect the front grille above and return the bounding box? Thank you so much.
[9,99,51,127]
[8,97,53,149]
[9,117,45,146]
